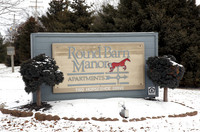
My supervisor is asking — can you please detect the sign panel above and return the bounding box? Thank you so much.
[7,46,15,55]
[52,43,145,93]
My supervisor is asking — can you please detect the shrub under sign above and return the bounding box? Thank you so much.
[20,54,64,106]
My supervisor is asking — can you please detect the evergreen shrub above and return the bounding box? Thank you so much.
[20,54,64,93]
[147,55,185,88]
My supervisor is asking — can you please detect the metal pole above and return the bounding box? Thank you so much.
[13,14,15,29]
[11,14,15,73]
[35,0,38,22]
[30,0,43,22]
[11,55,14,73]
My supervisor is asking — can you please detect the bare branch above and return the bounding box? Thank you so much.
[0,0,25,15]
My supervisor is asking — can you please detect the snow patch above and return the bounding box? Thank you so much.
[0,64,199,131]
[168,58,183,67]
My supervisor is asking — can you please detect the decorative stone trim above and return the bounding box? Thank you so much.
[0,100,198,123]
[0,108,33,117]
[34,112,60,121]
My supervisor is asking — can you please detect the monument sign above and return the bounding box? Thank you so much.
[31,33,158,101]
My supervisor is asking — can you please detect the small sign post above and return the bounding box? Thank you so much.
[7,46,15,73]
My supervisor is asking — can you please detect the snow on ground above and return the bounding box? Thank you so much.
[0,64,200,132]
[0,64,32,108]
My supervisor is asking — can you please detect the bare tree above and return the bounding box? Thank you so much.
[0,0,24,15]
[0,0,44,37]
[0,0,25,37]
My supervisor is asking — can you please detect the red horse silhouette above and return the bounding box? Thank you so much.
[108,58,131,72]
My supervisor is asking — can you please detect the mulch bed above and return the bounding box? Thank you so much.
[19,102,52,112]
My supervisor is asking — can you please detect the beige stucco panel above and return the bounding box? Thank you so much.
[52,42,145,93]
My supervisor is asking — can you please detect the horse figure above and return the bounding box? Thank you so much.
[108,58,131,72]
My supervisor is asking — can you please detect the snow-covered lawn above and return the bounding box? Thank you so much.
[0,64,199,132]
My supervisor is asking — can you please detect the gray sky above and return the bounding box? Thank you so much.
[197,0,200,5]
[1,0,200,37]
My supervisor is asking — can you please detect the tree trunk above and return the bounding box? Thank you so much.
[36,87,41,106]
[163,87,168,102]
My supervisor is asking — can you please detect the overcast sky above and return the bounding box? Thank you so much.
[1,0,200,37]
[197,0,200,5]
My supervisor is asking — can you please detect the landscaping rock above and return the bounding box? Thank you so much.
[52,115,60,121]
[45,115,53,121]
[83,117,90,121]
[62,117,68,120]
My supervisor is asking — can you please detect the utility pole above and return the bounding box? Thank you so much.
[12,14,16,41]
[30,0,43,22]
[35,0,38,21]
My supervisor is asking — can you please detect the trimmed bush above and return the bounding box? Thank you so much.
[147,55,185,88]
[20,54,64,106]
[147,55,185,101]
